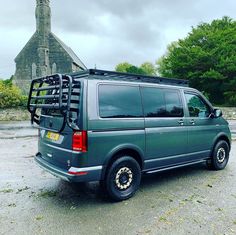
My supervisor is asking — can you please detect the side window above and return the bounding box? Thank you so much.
[141,87,166,117]
[141,87,183,118]
[184,93,210,118]
[99,85,143,118]
[164,90,184,117]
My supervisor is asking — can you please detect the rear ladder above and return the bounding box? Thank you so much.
[27,74,81,132]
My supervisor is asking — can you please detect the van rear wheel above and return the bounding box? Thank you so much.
[207,140,229,170]
[104,156,141,201]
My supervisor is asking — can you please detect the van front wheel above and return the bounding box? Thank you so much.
[207,140,229,170]
[105,156,141,201]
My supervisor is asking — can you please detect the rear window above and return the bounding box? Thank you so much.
[99,84,143,118]
[141,87,183,117]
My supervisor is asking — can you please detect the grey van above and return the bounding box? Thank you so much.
[28,69,231,201]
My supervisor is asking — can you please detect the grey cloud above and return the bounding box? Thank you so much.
[51,0,164,49]
[50,0,235,51]
[0,0,236,78]
[0,1,35,30]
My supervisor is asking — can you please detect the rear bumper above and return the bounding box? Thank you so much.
[35,154,103,182]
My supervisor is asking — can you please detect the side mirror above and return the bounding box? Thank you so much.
[210,109,222,118]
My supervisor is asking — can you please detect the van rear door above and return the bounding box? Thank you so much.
[28,74,82,169]
[38,116,74,169]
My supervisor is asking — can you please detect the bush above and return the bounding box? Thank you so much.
[0,80,27,108]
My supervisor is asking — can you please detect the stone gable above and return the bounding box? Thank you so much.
[14,0,86,94]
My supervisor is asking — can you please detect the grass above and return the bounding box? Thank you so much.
[35,215,43,221]
[215,208,223,212]
[8,203,16,207]
[37,190,57,198]
[159,216,168,222]
[17,186,30,193]
[0,189,13,193]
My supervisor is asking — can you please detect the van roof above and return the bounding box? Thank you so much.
[70,69,189,88]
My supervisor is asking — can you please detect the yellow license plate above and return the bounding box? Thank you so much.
[46,131,60,141]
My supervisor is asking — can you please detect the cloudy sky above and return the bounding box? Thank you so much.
[0,0,235,78]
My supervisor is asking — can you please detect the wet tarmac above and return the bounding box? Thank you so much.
[0,135,236,235]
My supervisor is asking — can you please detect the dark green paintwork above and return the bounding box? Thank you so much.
[35,77,231,182]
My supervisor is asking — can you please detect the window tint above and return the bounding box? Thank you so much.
[99,85,143,118]
[185,93,210,118]
[141,88,165,117]
[142,87,183,117]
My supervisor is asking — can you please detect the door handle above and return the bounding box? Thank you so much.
[178,119,184,126]
[190,119,195,125]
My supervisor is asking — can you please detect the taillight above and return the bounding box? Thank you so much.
[68,170,88,176]
[72,131,87,152]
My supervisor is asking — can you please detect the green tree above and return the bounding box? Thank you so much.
[140,62,157,76]
[126,65,146,75]
[115,62,146,75]
[115,62,133,73]
[115,62,157,76]
[157,16,236,105]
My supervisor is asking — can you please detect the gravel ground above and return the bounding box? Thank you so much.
[0,137,236,235]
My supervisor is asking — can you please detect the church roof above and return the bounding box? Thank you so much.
[52,33,87,70]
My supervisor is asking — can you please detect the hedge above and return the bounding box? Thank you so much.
[0,80,27,108]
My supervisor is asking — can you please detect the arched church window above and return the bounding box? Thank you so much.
[52,62,57,74]
[32,63,37,79]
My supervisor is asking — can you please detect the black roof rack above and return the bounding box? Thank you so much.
[27,69,188,132]
[81,69,189,87]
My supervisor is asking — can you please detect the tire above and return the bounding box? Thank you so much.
[104,156,141,201]
[207,140,230,170]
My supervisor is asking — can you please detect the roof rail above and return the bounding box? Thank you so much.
[87,69,189,87]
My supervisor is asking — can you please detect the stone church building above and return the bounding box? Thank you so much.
[14,0,86,93]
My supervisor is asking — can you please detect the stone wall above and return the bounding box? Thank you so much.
[220,107,236,120]
[0,108,30,121]
[14,32,82,95]
[14,34,39,94]
[48,33,73,74]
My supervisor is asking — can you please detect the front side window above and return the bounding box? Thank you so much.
[185,93,210,118]
[141,87,183,118]
[99,85,143,118]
